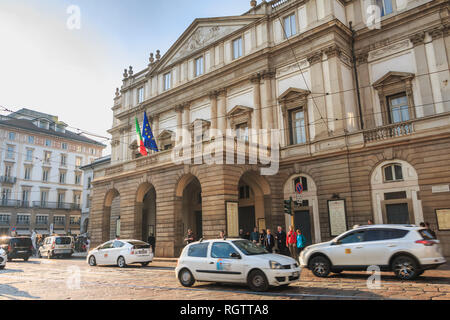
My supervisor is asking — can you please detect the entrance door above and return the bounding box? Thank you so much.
[195,211,202,240]
[294,210,312,246]
[238,206,255,235]
[386,203,410,224]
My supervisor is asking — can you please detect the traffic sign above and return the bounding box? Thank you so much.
[295,183,304,194]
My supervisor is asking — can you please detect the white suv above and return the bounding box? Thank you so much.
[300,225,446,280]
[0,248,6,270]
[176,239,301,292]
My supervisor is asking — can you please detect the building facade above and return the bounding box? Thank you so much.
[90,0,450,257]
[0,108,106,236]
[80,155,111,234]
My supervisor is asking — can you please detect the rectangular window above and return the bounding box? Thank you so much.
[42,169,49,182]
[60,154,67,166]
[138,87,144,104]
[45,139,52,147]
[16,215,30,225]
[0,214,10,225]
[75,173,81,185]
[1,188,11,202]
[36,215,48,225]
[4,165,12,177]
[6,145,15,159]
[195,56,204,77]
[284,14,297,38]
[289,108,307,145]
[24,167,31,180]
[376,0,394,17]
[28,136,35,144]
[53,216,65,226]
[75,157,82,168]
[59,171,66,184]
[236,123,249,142]
[87,177,92,189]
[233,37,243,60]
[22,189,30,204]
[8,132,15,140]
[26,149,33,162]
[40,191,48,205]
[164,72,171,91]
[44,151,51,164]
[388,94,409,124]
[62,143,68,150]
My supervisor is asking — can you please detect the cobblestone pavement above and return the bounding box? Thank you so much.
[1,257,450,300]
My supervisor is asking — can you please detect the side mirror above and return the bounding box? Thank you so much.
[230,252,241,259]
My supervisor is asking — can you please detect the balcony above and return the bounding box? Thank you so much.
[0,176,17,184]
[270,0,291,10]
[16,221,30,227]
[364,121,414,143]
[0,220,10,226]
[0,200,31,208]
[32,202,81,210]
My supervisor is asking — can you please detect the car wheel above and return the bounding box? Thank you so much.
[392,256,419,280]
[247,270,269,292]
[309,256,331,278]
[117,256,127,268]
[141,262,150,267]
[88,255,96,267]
[23,257,29,262]
[0,266,4,270]
[178,268,195,287]
[7,258,12,262]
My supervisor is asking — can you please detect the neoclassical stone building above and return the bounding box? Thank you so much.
[90,0,450,257]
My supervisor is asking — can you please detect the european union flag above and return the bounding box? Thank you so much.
[142,111,159,152]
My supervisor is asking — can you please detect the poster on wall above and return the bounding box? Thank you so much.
[258,218,266,231]
[436,209,450,231]
[328,200,348,237]
[226,202,239,238]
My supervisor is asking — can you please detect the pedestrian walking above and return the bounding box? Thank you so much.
[275,226,287,255]
[425,222,437,239]
[86,238,91,252]
[219,230,226,239]
[239,229,245,239]
[296,229,307,259]
[184,229,195,245]
[250,227,259,243]
[286,226,297,260]
[259,229,267,247]
[31,230,37,256]
[264,229,275,253]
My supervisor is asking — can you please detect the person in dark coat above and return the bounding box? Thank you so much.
[275,226,287,255]
[250,227,259,243]
[259,229,267,247]
[425,222,437,239]
[264,229,275,253]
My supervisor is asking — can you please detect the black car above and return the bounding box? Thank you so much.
[0,236,33,261]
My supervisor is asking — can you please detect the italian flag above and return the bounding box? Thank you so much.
[135,117,148,156]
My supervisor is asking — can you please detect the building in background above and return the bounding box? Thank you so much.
[90,0,450,257]
[0,108,106,236]
[79,155,111,235]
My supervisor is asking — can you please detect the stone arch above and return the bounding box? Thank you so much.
[102,188,120,242]
[282,173,320,244]
[370,159,423,225]
[135,181,157,243]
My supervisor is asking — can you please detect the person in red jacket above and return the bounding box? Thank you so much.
[286,226,298,260]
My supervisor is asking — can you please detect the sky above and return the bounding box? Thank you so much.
[0,0,253,154]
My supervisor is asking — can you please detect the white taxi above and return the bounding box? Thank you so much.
[300,225,446,280]
[87,239,153,268]
[175,238,301,292]
[0,248,6,270]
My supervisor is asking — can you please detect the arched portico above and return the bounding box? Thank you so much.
[135,182,157,245]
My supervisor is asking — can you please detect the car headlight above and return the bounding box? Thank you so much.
[269,260,282,269]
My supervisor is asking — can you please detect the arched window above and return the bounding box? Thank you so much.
[383,164,403,182]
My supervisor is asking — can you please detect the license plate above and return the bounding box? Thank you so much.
[136,250,147,255]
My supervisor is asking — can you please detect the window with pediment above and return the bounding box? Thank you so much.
[158,130,175,151]
[189,119,211,143]
[227,105,253,141]
[372,72,416,126]
[278,87,311,146]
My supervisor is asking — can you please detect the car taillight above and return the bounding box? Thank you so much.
[416,240,436,246]
[52,242,55,249]
[8,245,11,252]
[130,246,135,255]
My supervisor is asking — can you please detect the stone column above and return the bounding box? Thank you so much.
[356,52,376,129]
[307,51,328,139]
[250,74,262,131]
[429,27,450,113]
[217,89,227,134]
[410,32,434,117]
[261,70,275,130]
[323,45,345,133]
[209,92,218,130]
[175,105,184,144]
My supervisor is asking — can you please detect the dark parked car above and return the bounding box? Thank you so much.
[0,236,33,261]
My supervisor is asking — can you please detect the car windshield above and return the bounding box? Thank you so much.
[10,237,32,246]
[55,237,72,245]
[232,240,268,256]
[126,241,150,249]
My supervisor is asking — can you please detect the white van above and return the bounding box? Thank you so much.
[38,236,74,259]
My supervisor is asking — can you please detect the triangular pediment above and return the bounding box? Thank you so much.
[227,105,253,117]
[158,129,174,140]
[373,72,415,88]
[278,87,311,102]
[152,16,264,72]
[189,119,211,130]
